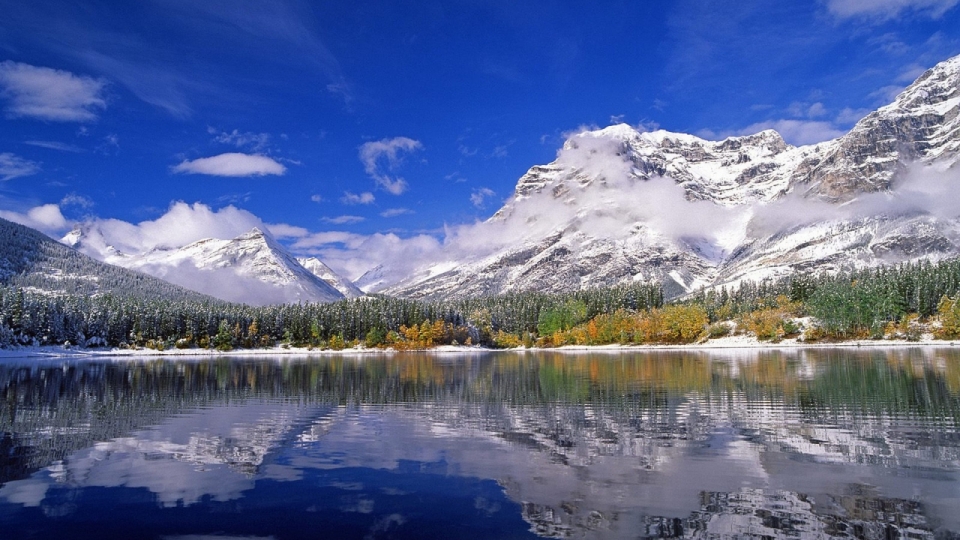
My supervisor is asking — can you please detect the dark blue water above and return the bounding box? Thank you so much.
[2,349,960,539]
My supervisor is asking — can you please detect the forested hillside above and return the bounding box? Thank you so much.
[6,215,960,350]
[0,217,221,302]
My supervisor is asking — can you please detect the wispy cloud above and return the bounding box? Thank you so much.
[836,107,871,125]
[60,193,94,209]
[445,171,468,183]
[155,0,353,103]
[266,222,309,239]
[2,0,351,120]
[380,208,413,218]
[0,153,41,181]
[310,194,324,203]
[95,133,120,155]
[216,192,253,205]
[209,127,271,151]
[171,153,286,177]
[470,187,496,208]
[0,61,106,122]
[358,137,423,195]
[25,140,84,153]
[825,0,959,21]
[76,50,196,119]
[340,191,375,205]
[322,215,365,224]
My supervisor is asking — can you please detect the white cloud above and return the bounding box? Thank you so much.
[870,84,907,104]
[0,153,40,181]
[358,137,422,195]
[209,128,271,151]
[470,188,496,208]
[445,171,468,183]
[0,61,106,121]
[291,231,443,284]
[60,193,94,209]
[266,222,309,239]
[806,102,828,118]
[97,133,120,154]
[171,153,286,177]
[836,107,871,125]
[0,204,69,234]
[705,115,850,147]
[786,101,828,119]
[310,194,324,203]
[24,140,84,153]
[75,202,265,256]
[322,215,365,225]
[380,208,413,218]
[340,191,375,205]
[736,119,845,146]
[826,0,959,20]
[896,63,929,83]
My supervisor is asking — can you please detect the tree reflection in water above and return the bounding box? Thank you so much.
[1,348,960,539]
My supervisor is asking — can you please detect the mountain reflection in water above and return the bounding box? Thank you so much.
[1,348,960,539]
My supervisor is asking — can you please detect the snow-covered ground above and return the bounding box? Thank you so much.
[2,336,957,360]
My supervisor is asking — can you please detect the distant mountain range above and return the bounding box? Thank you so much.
[5,54,960,305]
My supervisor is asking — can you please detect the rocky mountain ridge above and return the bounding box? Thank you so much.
[380,53,960,299]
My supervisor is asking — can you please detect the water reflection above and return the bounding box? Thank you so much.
[1,348,959,539]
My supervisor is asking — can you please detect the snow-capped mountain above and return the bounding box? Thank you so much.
[381,53,960,299]
[64,226,347,305]
[297,257,364,298]
[0,216,217,304]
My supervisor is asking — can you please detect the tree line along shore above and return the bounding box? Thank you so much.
[5,259,960,352]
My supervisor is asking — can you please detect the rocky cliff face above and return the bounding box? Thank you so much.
[383,53,960,299]
[792,54,960,200]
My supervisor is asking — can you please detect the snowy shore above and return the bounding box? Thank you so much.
[2,334,960,360]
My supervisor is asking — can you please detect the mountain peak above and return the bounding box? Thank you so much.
[238,226,270,242]
[297,257,364,298]
[883,53,960,115]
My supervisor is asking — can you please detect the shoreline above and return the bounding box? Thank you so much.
[2,335,959,360]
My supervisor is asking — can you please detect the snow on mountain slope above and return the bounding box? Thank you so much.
[382,53,960,300]
[64,226,346,305]
[789,54,960,200]
[297,257,364,298]
[0,217,219,303]
[353,264,387,293]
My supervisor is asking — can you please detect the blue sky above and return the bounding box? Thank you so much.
[1,0,959,278]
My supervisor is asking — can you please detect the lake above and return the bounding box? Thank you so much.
[1,348,960,539]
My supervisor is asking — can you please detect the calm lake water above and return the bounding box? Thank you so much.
[2,349,960,539]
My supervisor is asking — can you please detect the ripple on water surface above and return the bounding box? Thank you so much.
[1,348,959,538]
